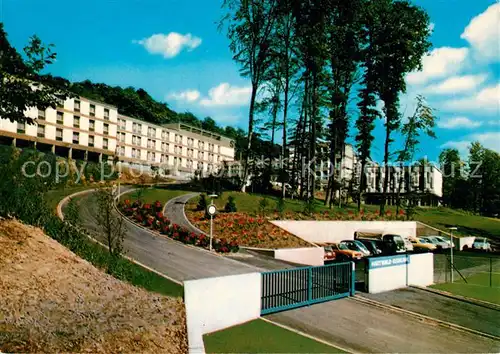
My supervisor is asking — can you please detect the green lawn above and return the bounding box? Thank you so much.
[120,187,193,205]
[414,207,500,239]
[430,276,500,305]
[45,185,95,212]
[203,319,346,353]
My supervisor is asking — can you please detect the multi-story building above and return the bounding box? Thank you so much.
[361,161,443,206]
[0,96,235,176]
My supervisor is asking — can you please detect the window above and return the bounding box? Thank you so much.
[151,152,156,161]
[162,142,169,152]
[73,116,80,128]
[38,109,45,120]
[89,119,95,131]
[103,123,109,135]
[148,139,155,149]
[89,104,95,117]
[104,108,109,120]
[73,132,79,144]
[56,128,63,141]
[198,141,204,149]
[198,151,203,160]
[89,135,95,147]
[137,136,141,146]
[17,122,25,134]
[148,127,156,138]
[118,146,125,156]
[188,137,194,147]
[119,119,126,130]
[175,134,183,144]
[37,125,45,138]
[57,111,64,124]
[103,138,109,149]
[162,130,167,140]
[120,132,126,142]
[161,154,166,163]
[74,99,80,112]
[132,148,137,158]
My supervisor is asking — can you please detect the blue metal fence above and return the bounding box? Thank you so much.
[261,262,354,315]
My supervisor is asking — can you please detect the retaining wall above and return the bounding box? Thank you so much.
[274,247,324,266]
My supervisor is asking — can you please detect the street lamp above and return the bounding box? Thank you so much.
[207,194,218,251]
[448,227,458,282]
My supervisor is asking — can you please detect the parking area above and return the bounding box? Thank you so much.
[361,287,500,337]
[267,297,500,353]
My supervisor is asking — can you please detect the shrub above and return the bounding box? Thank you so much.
[258,197,270,215]
[275,197,285,217]
[225,195,237,213]
[303,197,316,215]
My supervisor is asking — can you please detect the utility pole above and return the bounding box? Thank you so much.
[448,227,457,283]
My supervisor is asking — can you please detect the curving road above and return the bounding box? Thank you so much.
[71,190,259,281]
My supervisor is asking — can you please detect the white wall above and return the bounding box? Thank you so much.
[274,247,324,266]
[272,221,417,244]
[407,253,433,287]
[366,253,434,293]
[184,273,261,354]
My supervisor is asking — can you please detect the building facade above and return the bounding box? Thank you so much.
[0,96,235,175]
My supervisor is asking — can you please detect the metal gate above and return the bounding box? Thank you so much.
[261,262,354,315]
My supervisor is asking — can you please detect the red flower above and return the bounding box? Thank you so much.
[386,210,392,216]
[143,203,152,210]
[399,209,405,215]
[124,199,131,206]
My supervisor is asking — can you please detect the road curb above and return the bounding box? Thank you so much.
[57,188,184,286]
[411,285,500,311]
[353,295,500,341]
[260,317,357,354]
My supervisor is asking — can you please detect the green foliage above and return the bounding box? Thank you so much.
[258,197,270,215]
[197,194,208,211]
[0,23,71,124]
[276,197,286,216]
[224,195,238,213]
[65,197,80,226]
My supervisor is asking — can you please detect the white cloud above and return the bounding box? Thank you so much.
[438,117,482,129]
[441,84,500,114]
[461,3,500,63]
[406,47,469,85]
[168,89,201,102]
[199,83,252,107]
[441,132,500,154]
[134,32,202,58]
[423,74,488,95]
[488,120,500,126]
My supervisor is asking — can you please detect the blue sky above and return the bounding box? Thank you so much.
[2,0,499,163]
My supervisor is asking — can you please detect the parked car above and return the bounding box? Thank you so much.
[330,242,364,261]
[422,236,451,250]
[403,238,414,252]
[322,245,337,262]
[410,237,437,252]
[341,240,372,256]
[434,236,453,248]
[472,237,492,251]
[382,234,407,254]
[358,238,385,256]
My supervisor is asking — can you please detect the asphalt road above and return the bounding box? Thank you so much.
[361,287,500,337]
[267,297,500,353]
[73,191,258,281]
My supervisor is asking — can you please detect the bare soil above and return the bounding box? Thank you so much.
[0,219,187,353]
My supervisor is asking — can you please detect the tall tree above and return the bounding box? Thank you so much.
[439,148,467,209]
[395,95,436,213]
[323,0,363,208]
[355,0,381,211]
[0,23,69,124]
[371,0,432,214]
[220,0,279,191]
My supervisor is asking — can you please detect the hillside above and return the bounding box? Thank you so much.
[0,219,187,353]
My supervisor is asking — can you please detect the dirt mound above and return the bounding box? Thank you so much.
[0,219,187,353]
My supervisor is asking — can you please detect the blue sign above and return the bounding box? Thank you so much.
[368,254,409,269]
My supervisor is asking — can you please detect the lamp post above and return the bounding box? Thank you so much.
[207,193,218,251]
[448,227,457,282]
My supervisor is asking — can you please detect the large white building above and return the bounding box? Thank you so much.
[0,96,235,175]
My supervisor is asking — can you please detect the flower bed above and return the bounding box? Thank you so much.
[186,203,408,249]
[186,210,312,249]
[118,199,238,254]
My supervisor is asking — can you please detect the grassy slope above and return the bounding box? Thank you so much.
[203,319,345,353]
[45,185,95,212]
[120,188,192,205]
[431,274,500,305]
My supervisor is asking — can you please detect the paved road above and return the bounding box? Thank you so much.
[72,191,258,281]
[268,297,500,353]
[361,287,500,337]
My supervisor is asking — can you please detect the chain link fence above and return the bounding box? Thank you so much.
[434,253,500,288]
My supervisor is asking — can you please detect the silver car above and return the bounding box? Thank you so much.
[422,236,451,249]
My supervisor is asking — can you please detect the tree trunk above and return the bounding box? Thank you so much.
[241,83,258,192]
